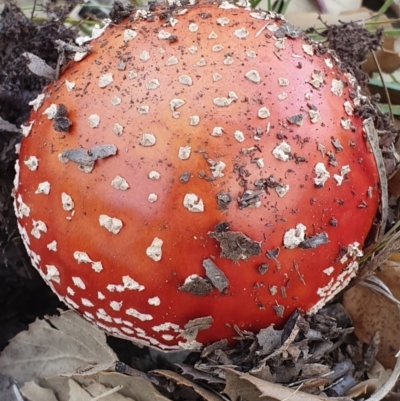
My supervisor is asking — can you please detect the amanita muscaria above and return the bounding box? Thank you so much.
[14,0,381,351]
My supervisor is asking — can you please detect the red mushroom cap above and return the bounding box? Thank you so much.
[14,0,380,350]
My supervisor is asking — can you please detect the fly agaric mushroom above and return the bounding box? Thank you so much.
[14,0,381,351]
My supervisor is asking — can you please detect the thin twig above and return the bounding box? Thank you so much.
[371,50,394,124]
[91,385,123,400]
[30,0,37,21]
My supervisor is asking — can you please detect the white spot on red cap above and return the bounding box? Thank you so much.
[146,237,163,262]
[107,275,145,292]
[178,146,191,160]
[65,80,75,92]
[111,96,121,106]
[223,56,234,65]
[146,79,160,90]
[183,194,204,213]
[61,192,74,211]
[139,50,150,62]
[72,276,86,290]
[278,92,288,101]
[209,160,226,178]
[258,107,270,119]
[47,240,57,252]
[82,298,94,307]
[189,116,200,126]
[21,121,34,137]
[111,176,129,190]
[73,251,103,273]
[152,322,181,332]
[178,75,193,86]
[28,94,45,111]
[275,184,290,198]
[35,181,50,195]
[302,44,314,56]
[65,297,79,309]
[331,79,344,96]
[158,30,171,40]
[123,29,137,43]
[272,142,291,162]
[148,296,161,306]
[196,58,207,67]
[148,193,158,203]
[309,109,321,123]
[110,301,123,311]
[211,127,223,137]
[216,17,230,26]
[212,44,224,52]
[189,23,199,33]
[16,194,30,218]
[140,133,156,146]
[98,73,113,88]
[283,223,306,249]
[162,334,174,341]
[137,105,150,115]
[323,267,335,276]
[45,265,60,284]
[126,308,153,321]
[97,308,113,322]
[245,70,261,84]
[234,27,249,39]
[212,73,222,82]
[278,77,289,87]
[99,214,123,234]
[24,156,38,171]
[314,162,330,187]
[31,220,47,239]
[148,171,161,180]
[113,123,124,136]
[128,71,137,79]
[166,56,179,66]
[88,114,100,128]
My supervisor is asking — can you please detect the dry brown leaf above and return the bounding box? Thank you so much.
[0,310,116,384]
[152,369,223,401]
[376,259,400,300]
[223,368,349,401]
[68,379,96,401]
[36,372,170,401]
[20,381,58,401]
[343,262,400,369]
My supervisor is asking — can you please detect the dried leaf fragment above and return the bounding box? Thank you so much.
[208,225,261,262]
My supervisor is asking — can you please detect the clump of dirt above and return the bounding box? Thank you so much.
[0,3,77,125]
[309,21,399,178]
[0,3,78,351]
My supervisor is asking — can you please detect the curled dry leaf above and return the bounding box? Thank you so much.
[343,259,400,369]
[0,310,116,384]
[20,381,58,401]
[151,370,222,401]
[345,360,393,399]
[223,368,351,401]
[26,371,169,401]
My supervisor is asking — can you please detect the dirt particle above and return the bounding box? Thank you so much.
[202,258,229,293]
[179,275,213,296]
[208,223,262,262]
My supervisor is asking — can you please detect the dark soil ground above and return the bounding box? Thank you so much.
[1,1,400,400]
